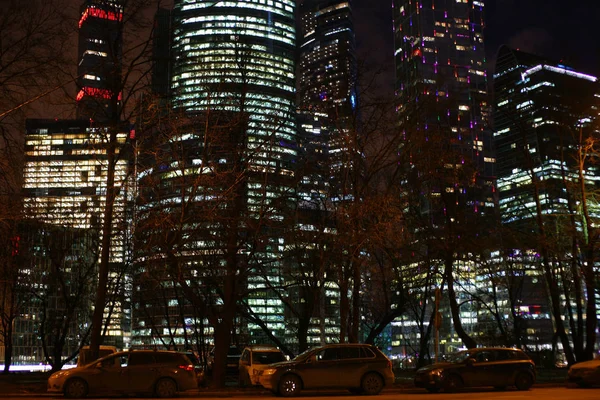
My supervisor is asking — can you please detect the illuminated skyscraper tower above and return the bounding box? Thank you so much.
[392,0,496,354]
[76,0,124,122]
[393,0,494,191]
[297,0,358,204]
[132,0,297,347]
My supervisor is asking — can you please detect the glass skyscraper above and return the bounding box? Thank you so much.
[391,0,496,356]
[132,0,298,348]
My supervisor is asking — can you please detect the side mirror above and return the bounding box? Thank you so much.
[466,358,475,367]
[308,355,317,364]
[95,362,103,369]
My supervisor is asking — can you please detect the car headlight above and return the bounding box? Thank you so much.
[261,368,277,376]
[50,371,67,379]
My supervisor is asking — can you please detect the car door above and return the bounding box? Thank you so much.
[492,350,519,386]
[461,350,496,387]
[122,352,161,393]
[96,354,129,394]
[298,347,341,389]
[336,346,367,388]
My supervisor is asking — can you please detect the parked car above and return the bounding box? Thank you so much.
[180,351,206,387]
[414,347,536,393]
[257,343,394,397]
[238,345,287,386]
[47,350,198,398]
[568,358,600,387]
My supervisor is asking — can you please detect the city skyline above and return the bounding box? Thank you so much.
[1,0,598,375]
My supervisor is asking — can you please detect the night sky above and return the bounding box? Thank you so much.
[351,0,600,95]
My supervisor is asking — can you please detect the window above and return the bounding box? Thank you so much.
[339,346,360,359]
[128,352,155,366]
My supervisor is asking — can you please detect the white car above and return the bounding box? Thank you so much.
[238,345,286,386]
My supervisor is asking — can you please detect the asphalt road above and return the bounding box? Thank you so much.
[1,387,598,400]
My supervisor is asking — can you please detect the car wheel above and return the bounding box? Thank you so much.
[443,374,463,392]
[155,377,177,398]
[515,372,533,390]
[361,372,384,395]
[64,378,88,399]
[278,374,302,397]
[425,386,440,393]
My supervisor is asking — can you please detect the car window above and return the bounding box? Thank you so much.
[128,352,156,366]
[155,352,181,364]
[360,347,376,358]
[253,351,285,364]
[475,351,495,363]
[100,354,120,368]
[241,350,250,363]
[317,348,340,361]
[339,347,361,359]
[496,350,516,361]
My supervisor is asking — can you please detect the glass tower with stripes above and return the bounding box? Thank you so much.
[132,0,298,348]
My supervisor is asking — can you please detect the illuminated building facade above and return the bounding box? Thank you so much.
[393,0,494,190]
[22,119,132,352]
[391,0,496,356]
[494,46,600,226]
[132,0,298,348]
[287,0,359,347]
[77,0,124,122]
[297,0,357,204]
[492,47,600,355]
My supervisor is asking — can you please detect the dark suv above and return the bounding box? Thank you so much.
[257,343,394,397]
[414,347,536,393]
[47,350,198,398]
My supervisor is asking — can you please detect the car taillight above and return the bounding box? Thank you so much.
[179,364,194,372]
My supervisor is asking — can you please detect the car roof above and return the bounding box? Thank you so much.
[468,347,524,352]
[245,345,282,350]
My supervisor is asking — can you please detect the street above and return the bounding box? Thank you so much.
[2,387,597,400]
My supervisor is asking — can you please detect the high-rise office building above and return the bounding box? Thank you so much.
[77,0,124,122]
[290,0,358,347]
[132,0,298,348]
[494,46,600,226]
[392,0,496,355]
[393,0,494,189]
[22,119,132,351]
[297,0,358,204]
[493,46,600,355]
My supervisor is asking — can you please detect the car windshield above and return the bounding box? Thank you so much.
[253,351,286,364]
[293,348,317,362]
[445,350,472,363]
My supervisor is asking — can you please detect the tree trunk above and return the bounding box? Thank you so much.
[445,257,477,349]
[89,129,118,361]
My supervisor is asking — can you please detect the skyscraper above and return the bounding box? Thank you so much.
[393,0,494,190]
[392,0,496,355]
[22,119,132,351]
[132,0,298,349]
[297,0,358,205]
[494,46,600,226]
[77,0,124,122]
[493,46,600,358]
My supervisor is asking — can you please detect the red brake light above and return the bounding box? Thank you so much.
[179,364,194,372]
